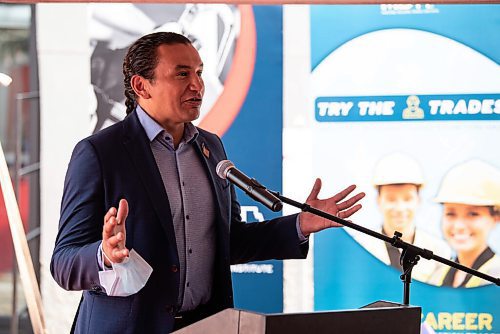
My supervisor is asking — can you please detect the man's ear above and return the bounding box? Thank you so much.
[130,75,151,99]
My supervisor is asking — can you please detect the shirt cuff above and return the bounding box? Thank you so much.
[97,242,112,271]
[296,214,308,243]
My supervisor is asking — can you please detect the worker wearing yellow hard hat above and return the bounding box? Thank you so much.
[431,159,500,288]
[357,152,451,284]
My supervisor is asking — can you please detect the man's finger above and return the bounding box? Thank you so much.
[336,192,366,211]
[116,199,129,225]
[106,232,124,249]
[112,248,129,260]
[341,204,363,218]
[104,207,117,224]
[331,184,357,202]
[306,178,322,202]
[103,217,117,238]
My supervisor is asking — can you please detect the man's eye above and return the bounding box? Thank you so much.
[178,72,188,77]
[197,71,203,77]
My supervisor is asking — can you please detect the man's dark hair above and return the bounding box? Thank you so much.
[123,32,192,115]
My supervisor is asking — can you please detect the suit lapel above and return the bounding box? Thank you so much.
[121,112,178,258]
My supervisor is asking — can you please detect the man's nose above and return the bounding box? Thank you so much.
[189,76,204,92]
[392,199,408,210]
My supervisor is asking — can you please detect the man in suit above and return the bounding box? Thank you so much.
[51,32,365,334]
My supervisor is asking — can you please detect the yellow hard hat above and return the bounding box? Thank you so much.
[435,159,500,206]
[372,152,424,186]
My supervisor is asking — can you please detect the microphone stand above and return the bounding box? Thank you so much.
[268,190,500,306]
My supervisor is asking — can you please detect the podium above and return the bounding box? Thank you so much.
[173,301,421,334]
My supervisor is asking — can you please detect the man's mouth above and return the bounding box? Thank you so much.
[184,97,203,106]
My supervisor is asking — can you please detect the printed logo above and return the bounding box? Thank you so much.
[402,95,425,120]
[380,4,439,15]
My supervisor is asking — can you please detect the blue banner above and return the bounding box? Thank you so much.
[224,5,284,313]
[310,5,500,334]
[315,94,500,122]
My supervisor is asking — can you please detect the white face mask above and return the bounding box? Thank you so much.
[98,249,153,297]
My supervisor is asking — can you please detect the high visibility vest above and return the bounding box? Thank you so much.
[432,254,500,288]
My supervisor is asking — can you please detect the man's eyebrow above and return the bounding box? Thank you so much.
[175,63,204,70]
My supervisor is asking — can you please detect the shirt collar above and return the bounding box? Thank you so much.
[136,105,199,144]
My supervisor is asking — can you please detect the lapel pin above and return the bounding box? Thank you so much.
[202,142,210,159]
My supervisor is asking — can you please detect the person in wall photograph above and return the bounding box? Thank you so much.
[431,159,500,288]
[356,152,451,284]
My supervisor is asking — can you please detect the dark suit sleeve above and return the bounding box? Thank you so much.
[229,183,308,264]
[50,139,106,292]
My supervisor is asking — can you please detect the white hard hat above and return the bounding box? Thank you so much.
[372,152,424,186]
[435,159,500,207]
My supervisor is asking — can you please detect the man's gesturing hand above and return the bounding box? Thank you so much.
[102,199,129,267]
[299,178,365,237]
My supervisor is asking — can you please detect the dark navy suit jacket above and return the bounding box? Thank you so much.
[51,111,308,334]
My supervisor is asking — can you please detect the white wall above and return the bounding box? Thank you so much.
[37,4,92,333]
[282,5,315,313]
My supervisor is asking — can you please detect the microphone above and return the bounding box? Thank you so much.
[216,160,283,212]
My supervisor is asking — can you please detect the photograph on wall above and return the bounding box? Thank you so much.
[88,3,245,136]
[307,4,500,334]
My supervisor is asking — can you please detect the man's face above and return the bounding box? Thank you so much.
[442,203,496,256]
[377,184,420,234]
[142,43,204,127]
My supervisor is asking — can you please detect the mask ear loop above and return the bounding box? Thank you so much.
[101,243,115,270]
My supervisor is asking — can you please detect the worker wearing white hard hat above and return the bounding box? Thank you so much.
[357,152,451,284]
[431,159,500,288]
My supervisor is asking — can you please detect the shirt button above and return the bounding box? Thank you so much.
[186,215,190,220]
[171,265,178,273]
[189,249,193,254]
[186,282,190,287]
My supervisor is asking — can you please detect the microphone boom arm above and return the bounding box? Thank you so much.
[268,189,500,304]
